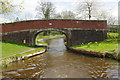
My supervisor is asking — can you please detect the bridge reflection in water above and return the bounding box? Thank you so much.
[2,38,119,78]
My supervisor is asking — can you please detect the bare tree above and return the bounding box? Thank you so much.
[55,10,76,19]
[106,9,117,25]
[94,10,108,20]
[35,1,55,19]
[107,16,117,25]
[95,9,117,25]
[77,0,99,20]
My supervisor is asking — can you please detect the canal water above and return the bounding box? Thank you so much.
[2,38,119,78]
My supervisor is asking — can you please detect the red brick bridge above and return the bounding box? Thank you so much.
[0,19,107,46]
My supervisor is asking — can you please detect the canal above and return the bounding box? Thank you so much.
[2,38,119,78]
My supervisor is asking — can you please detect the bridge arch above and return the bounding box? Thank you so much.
[1,20,107,46]
[32,28,70,47]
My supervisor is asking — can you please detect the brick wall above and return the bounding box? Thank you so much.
[71,30,107,46]
[1,20,107,33]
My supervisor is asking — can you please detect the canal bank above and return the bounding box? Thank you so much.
[69,32,119,61]
[0,47,47,68]
[67,47,120,61]
[2,38,119,78]
[0,36,64,68]
[1,34,119,68]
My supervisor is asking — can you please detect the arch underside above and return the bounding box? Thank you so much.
[32,28,70,47]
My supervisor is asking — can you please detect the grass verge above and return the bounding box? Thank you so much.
[1,35,63,62]
[72,33,119,60]
[36,35,64,45]
[1,41,33,58]
[0,41,45,61]
[73,41,118,53]
[37,35,64,40]
[0,47,45,61]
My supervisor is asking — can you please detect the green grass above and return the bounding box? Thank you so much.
[1,35,63,59]
[107,33,118,39]
[36,35,64,45]
[73,33,118,53]
[1,42,34,58]
[21,47,45,55]
[73,41,118,53]
[0,41,45,61]
[0,47,45,61]
[37,35,64,40]
[36,41,48,45]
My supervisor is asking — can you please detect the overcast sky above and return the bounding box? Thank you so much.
[0,0,119,23]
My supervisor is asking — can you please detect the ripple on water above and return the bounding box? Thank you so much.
[4,71,18,75]
[17,69,24,72]
[28,64,36,67]
[4,71,21,77]
[24,67,36,70]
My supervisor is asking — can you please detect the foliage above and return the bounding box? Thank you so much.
[55,10,76,19]
[0,0,24,20]
[0,0,14,15]
[107,33,118,39]
[35,1,55,19]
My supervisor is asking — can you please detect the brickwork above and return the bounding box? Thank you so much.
[70,30,107,46]
[1,20,107,33]
[1,20,107,46]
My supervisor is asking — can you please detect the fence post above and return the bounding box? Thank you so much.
[118,1,120,57]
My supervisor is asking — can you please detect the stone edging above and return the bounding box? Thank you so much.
[67,47,120,61]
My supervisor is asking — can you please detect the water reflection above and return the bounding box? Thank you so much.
[2,38,119,78]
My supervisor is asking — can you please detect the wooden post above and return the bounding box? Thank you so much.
[118,1,120,56]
